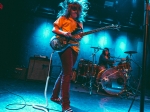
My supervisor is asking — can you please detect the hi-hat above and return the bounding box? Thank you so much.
[124,51,137,54]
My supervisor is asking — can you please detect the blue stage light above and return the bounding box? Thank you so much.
[43,28,50,38]
[82,36,90,44]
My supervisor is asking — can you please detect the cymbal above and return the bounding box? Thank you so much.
[124,51,137,54]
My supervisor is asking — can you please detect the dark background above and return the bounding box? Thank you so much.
[0,0,149,89]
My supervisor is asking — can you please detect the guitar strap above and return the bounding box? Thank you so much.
[76,22,83,30]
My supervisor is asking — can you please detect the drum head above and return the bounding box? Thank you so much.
[101,68,126,95]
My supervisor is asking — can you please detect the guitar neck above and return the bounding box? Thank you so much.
[82,26,111,36]
[71,25,119,41]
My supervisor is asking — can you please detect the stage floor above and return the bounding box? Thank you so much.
[0,77,150,112]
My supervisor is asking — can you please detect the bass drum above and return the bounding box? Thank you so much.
[100,68,126,95]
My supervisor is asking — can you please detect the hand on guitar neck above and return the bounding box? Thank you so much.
[63,32,72,37]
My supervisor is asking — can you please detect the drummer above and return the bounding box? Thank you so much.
[98,47,114,69]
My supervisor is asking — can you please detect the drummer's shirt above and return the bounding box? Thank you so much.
[53,16,83,53]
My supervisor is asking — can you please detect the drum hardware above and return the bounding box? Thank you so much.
[118,50,141,98]
[95,66,128,95]
[75,47,102,94]
[89,46,102,95]
[71,68,77,82]
[75,59,93,86]
[124,51,137,56]
[75,58,132,96]
[74,50,140,97]
[99,67,126,95]
[95,66,106,93]
[117,62,131,71]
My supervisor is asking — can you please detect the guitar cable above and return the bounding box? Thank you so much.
[2,86,60,111]
[2,51,60,112]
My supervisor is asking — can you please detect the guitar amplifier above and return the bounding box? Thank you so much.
[27,57,50,81]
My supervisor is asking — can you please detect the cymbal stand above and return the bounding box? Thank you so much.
[89,48,100,95]
[121,54,141,98]
[127,58,142,112]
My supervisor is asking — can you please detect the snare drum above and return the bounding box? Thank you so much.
[117,61,130,71]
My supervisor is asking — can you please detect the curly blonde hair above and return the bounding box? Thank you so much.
[57,0,89,22]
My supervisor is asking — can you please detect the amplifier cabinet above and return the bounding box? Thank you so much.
[27,57,50,81]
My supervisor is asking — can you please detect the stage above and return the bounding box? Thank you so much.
[0,77,150,112]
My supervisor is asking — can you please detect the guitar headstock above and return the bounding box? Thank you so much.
[110,24,121,31]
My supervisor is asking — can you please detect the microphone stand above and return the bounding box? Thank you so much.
[140,1,149,112]
[89,47,101,95]
[32,51,55,112]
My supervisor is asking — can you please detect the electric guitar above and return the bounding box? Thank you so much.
[50,24,120,52]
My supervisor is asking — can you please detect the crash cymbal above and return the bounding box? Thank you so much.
[124,51,137,54]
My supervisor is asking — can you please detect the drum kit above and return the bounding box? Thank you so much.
[72,48,138,96]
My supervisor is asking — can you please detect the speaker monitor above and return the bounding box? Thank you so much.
[27,57,49,81]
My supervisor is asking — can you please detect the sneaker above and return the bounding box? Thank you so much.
[62,108,73,112]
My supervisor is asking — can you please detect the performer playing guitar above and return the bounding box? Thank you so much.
[50,0,89,112]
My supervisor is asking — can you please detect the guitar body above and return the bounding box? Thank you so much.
[50,35,79,52]
[50,28,82,52]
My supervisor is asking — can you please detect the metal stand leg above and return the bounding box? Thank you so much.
[89,48,100,95]
[119,53,141,99]
[32,51,55,112]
